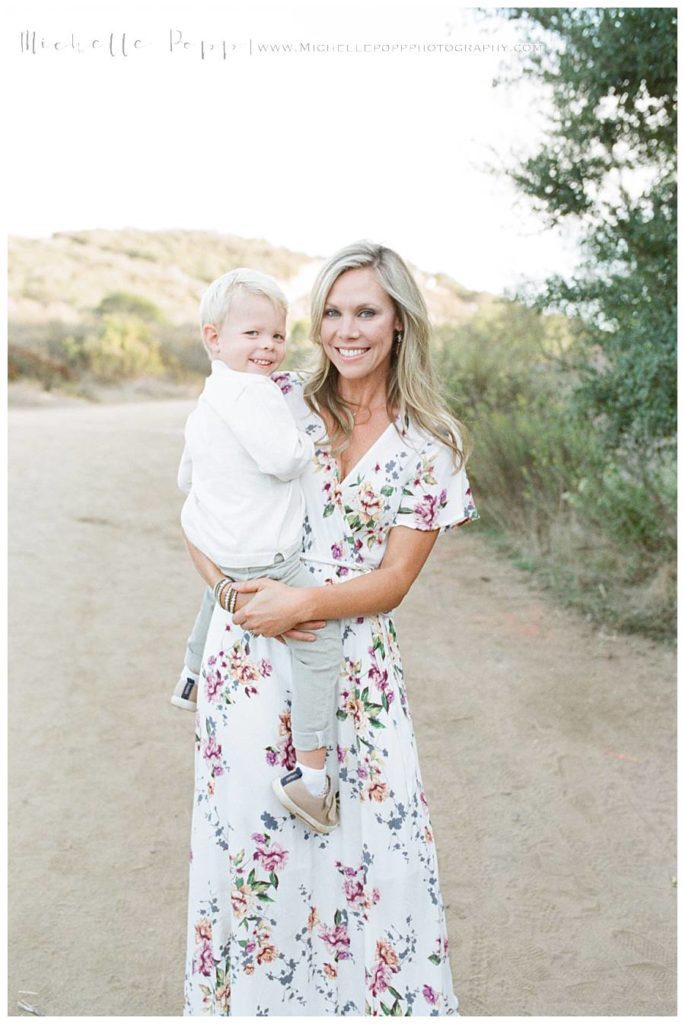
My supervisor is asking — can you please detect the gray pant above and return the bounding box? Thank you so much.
[184,550,341,751]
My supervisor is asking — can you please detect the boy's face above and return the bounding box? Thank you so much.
[204,291,286,375]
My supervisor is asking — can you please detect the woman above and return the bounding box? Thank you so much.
[183,241,479,1016]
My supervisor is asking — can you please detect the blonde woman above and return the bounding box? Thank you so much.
[182,241,479,1016]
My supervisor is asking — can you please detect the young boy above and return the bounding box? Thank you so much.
[172,268,340,834]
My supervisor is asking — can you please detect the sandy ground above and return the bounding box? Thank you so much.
[8,398,676,1016]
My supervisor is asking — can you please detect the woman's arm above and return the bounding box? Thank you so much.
[183,534,225,589]
[182,534,325,641]
[231,526,440,636]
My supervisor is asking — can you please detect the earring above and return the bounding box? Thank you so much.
[393,330,404,345]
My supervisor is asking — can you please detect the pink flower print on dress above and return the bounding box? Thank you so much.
[270,371,293,394]
[193,939,214,977]
[423,984,439,1006]
[204,668,223,702]
[265,709,296,769]
[319,921,352,960]
[369,958,392,996]
[202,735,224,775]
[413,493,439,529]
[253,838,289,873]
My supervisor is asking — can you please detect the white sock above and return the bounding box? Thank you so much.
[296,761,327,797]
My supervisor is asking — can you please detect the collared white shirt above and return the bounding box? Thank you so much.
[179,360,314,567]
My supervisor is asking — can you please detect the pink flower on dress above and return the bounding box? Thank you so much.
[319,923,351,960]
[254,842,289,873]
[423,985,439,1005]
[230,648,260,686]
[331,542,343,560]
[194,918,212,942]
[368,780,389,802]
[202,735,224,774]
[205,669,223,702]
[275,711,297,768]
[368,662,389,692]
[193,939,214,977]
[259,658,273,677]
[414,493,439,529]
[270,371,292,394]
[343,879,367,907]
[369,958,392,996]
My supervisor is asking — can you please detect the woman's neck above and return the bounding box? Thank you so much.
[337,372,390,414]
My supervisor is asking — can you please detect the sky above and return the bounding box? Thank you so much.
[4,1,584,295]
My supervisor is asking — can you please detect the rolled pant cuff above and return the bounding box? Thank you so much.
[291,729,333,751]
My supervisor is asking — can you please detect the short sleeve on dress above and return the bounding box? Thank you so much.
[394,434,479,533]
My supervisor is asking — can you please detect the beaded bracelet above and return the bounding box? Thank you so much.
[227,587,238,615]
[214,577,232,608]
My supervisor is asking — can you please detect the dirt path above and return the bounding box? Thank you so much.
[8,399,676,1016]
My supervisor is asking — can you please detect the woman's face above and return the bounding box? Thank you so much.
[320,267,403,384]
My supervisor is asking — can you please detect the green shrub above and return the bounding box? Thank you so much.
[82,314,164,381]
[95,291,165,323]
[435,302,675,641]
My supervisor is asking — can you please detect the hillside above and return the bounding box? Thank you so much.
[8,228,489,330]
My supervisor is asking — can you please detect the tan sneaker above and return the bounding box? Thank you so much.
[171,667,198,711]
[272,768,339,833]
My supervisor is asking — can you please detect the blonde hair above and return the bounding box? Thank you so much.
[305,240,470,469]
[199,267,288,356]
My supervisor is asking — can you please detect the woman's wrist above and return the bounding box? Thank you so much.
[297,586,319,623]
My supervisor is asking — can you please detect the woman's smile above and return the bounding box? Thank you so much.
[335,347,370,360]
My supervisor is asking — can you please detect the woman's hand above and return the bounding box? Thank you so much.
[231,578,327,641]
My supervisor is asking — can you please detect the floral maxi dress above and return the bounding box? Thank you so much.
[183,372,479,1016]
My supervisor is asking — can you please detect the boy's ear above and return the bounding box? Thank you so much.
[203,323,220,352]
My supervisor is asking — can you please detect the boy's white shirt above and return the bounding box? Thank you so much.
[179,360,314,567]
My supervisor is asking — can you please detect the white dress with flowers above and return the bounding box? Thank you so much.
[183,371,479,1017]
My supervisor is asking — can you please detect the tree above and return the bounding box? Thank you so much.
[496,7,676,449]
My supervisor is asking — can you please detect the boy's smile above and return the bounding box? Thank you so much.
[203,291,287,376]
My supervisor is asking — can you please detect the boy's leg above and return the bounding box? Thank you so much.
[273,558,342,761]
[184,585,216,675]
[171,585,215,709]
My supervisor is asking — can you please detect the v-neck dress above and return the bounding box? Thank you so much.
[183,371,479,1017]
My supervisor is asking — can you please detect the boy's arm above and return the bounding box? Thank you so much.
[205,377,314,481]
[177,444,193,494]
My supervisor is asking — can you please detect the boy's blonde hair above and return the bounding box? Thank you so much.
[199,268,288,356]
